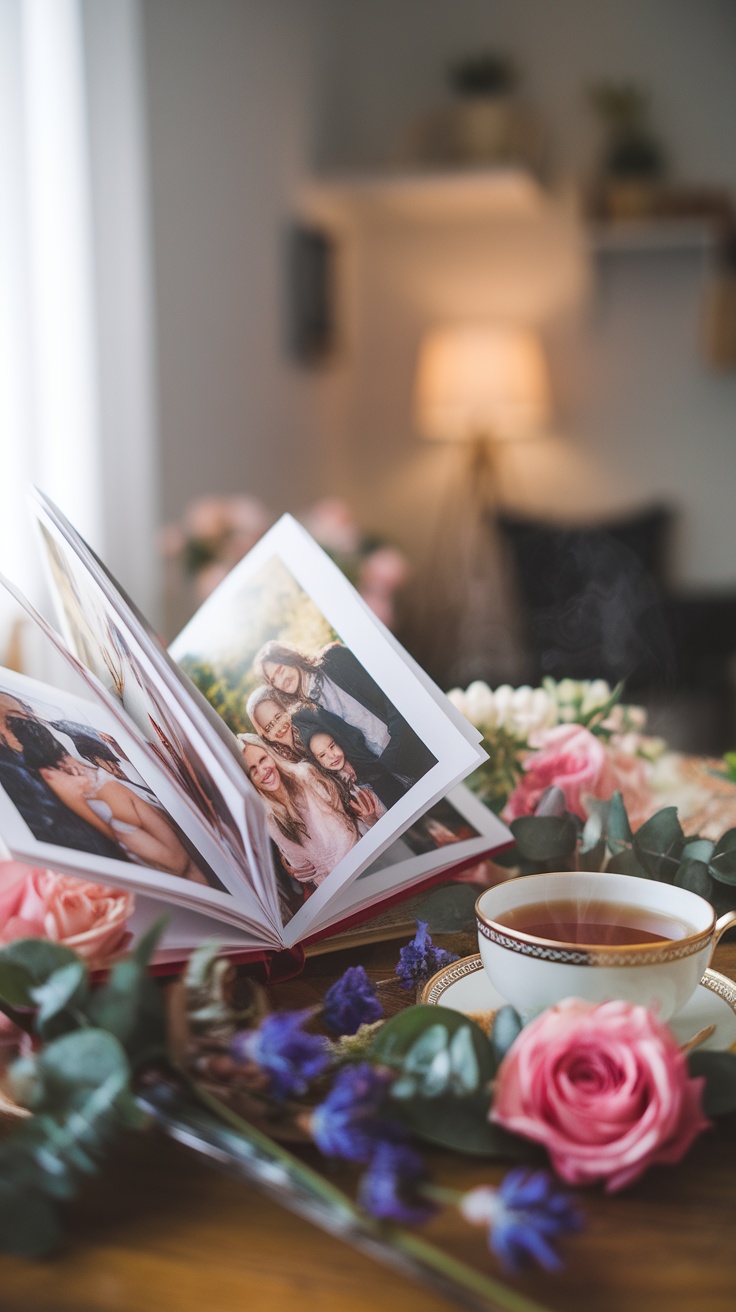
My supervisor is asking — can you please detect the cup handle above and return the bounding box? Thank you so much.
[713,910,736,951]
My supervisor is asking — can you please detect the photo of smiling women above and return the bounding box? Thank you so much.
[246,685,305,763]
[238,734,360,899]
[292,703,408,811]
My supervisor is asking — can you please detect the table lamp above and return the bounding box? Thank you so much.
[411,323,550,685]
[413,324,550,491]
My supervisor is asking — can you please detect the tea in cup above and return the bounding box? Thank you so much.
[475,870,736,1022]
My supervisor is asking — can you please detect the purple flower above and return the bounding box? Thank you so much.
[358,1143,436,1225]
[395,921,459,991]
[460,1169,582,1275]
[322,965,383,1036]
[311,1063,402,1162]
[230,1010,329,1100]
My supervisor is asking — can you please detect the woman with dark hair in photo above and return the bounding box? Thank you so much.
[238,733,360,890]
[19,720,210,885]
[254,639,437,783]
[246,685,305,763]
[292,703,408,818]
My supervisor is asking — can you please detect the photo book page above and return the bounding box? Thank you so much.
[0,492,509,963]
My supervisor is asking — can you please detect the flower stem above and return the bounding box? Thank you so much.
[138,1068,553,1312]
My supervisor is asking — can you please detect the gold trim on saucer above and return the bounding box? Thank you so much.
[420,953,736,1016]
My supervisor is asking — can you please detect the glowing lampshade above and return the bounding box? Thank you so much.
[414,324,550,443]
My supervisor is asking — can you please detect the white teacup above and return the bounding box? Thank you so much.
[476,871,736,1022]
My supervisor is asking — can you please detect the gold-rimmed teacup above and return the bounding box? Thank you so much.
[476,871,736,1022]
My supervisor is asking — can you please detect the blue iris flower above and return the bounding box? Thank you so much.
[322,965,384,1036]
[230,1010,330,1100]
[311,1063,401,1162]
[460,1169,583,1274]
[358,1142,436,1225]
[395,920,459,991]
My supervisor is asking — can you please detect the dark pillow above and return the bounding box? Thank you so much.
[496,505,675,688]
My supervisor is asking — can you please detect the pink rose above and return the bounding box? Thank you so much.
[491,998,709,1192]
[503,723,652,822]
[0,863,134,966]
[503,724,606,820]
[597,741,653,828]
[359,547,409,594]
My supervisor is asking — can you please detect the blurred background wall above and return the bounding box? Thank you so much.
[139,0,736,600]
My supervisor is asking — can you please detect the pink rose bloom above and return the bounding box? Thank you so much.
[503,724,606,821]
[503,723,652,822]
[492,998,709,1192]
[0,863,134,965]
[597,740,653,828]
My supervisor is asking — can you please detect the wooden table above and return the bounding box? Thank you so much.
[1,935,736,1312]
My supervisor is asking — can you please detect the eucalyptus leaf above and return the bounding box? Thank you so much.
[396,1093,535,1159]
[533,786,567,818]
[371,1005,495,1102]
[510,814,578,863]
[606,847,651,878]
[687,1050,736,1116]
[681,838,715,865]
[708,859,736,887]
[87,955,166,1067]
[31,962,88,1034]
[0,959,37,1010]
[415,884,479,934]
[0,940,77,1005]
[606,792,633,853]
[580,810,603,855]
[674,859,713,900]
[710,831,736,882]
[490,1005,523,1068]
[632,808,684,879]
[15,1029,130,1114]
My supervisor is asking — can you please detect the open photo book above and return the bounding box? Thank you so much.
[0,491,510,973]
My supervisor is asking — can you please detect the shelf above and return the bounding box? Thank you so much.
[589,218,717,255]
[299,166,547,223]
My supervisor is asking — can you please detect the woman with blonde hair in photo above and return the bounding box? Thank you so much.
[245,685,305,763]
[238,733,359,889]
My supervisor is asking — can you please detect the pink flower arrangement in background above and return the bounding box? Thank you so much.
[503,722,653,826]
[491,998,709,1192]
[161,495,410,629]
[0,863,134,966]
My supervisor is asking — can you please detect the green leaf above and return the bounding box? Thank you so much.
[632,807,684,878]
[606,847,651,878]
[415,884,479,934]
[710,831,736,882]
[688,1050,736,1116]
[681,838,715,865]
[674,860,713,900]
[31,961,88,1034]
[86,954,166,1068]
[490,1005,523,1067]
[606,792,633,853]
[13,1028,130,1115]
[510,814,578,863]
[0,959,37,1009]
[397,1093,535,1159]
[372,1005,494,1101]
[580,809,603,854]
[0,940,77,1008]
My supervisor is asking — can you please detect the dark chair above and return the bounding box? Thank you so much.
[496,505,678,690]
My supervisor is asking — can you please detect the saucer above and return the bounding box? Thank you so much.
[420,954,736,1051]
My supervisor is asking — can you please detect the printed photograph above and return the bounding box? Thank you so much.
[176,555,438,921]
[0,678,224,891]
[37,520,246,865]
